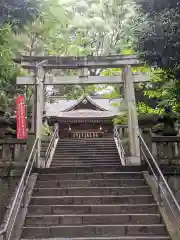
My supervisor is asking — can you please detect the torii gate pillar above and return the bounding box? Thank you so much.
[123,65,140,164]
[35,66,45,167]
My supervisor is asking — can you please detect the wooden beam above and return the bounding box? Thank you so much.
[17,76,35,85]
[14,55,144,69]
[17,74,150,85]
[15,54,139,62]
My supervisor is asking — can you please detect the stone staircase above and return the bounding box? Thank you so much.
[50,138,121,167]
[20,138,170,239]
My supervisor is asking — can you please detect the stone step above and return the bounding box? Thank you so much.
[35,179,146,188]
[55,144,117,150]
[50,163,121,167]
[27,204,159,215]
[36,166,145,174]
[50,149,118,153]
[57,143,116,145]
[55,146,117,149]
[51,164,121,168]
[58,138,115,141]
[21,224,167,238]
[56,143,116,145]
[53,153,119,157]
[53,148,118,152]
[51,162,121,165]
[51,159,120,163]
[58,138,115,140]
[57,141,116,145]
[53,156,120,163]
[54,147,118,150]
[37,172,144,181]
[33,187,150,196]
[57,141,116,144]
[21,237,171,240]
[51,162,121,166]
[57,140,116,142]
[52,153,118,156]
[30,195,155,205]
[50,164,122,168]
[51,160,121,167]
[52,157,120,161]
[52,157,120,160]
[57,142,116,144]
[25,214,162,226]
[53,158,120,161]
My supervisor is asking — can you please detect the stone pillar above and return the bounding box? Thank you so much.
[2,144,11,162]
[54,123,59,138]
[123,65,140,164]
[36,66,45,167]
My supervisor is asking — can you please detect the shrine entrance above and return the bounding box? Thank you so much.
[16,55,150,165]
[58,120,113,139]
[68,123,104,139]
[45,95,116,139]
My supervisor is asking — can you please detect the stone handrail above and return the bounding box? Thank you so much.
[114,126,127,165]
[0,139,38,240]
[139,135,180,234]
[44,125,59,167]
[115,125,130,157]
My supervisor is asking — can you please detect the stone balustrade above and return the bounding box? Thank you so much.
[152,135,180,166]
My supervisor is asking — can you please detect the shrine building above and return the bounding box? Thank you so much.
[44,95,120,138]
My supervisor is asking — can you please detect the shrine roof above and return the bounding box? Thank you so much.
[61,95,108,111]
[45,95,122,118]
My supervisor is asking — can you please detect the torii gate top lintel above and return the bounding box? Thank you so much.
[14,54,144,69]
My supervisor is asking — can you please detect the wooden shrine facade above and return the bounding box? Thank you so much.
[44,95,118,138]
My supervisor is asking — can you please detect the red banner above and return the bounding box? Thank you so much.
[16,96,27,139]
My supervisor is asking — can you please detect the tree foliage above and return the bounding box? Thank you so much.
[15,0,69,56]
[0,0,41,31]
[0,0,42,112]
[135,0,180,69]
[63,0,136,56]
[0,25,21,110]
[134,0,180,116]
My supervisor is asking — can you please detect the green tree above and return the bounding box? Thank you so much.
[0,0,41,31]
[0,25,21,111]
[63,0,137,57]
[15,0,69,56]
[134,0,180,116]
[0,0,42,115]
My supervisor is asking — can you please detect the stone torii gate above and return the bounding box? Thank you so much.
[15,55,150,165]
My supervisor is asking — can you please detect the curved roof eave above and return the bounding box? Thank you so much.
[61,95,108,112]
